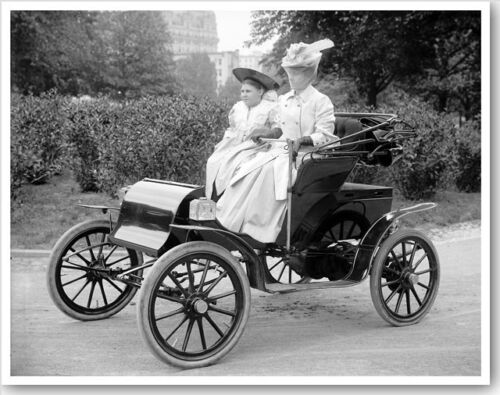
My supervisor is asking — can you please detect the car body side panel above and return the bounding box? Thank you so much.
[108,179,204,257]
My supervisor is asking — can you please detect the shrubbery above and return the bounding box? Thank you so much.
[335,88,481,200]
[66,95,229,195]
[10,89,480,201]
[10,90,69,198]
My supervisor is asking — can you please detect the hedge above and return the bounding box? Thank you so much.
[10,90,69,199]
[11,90,480,201]
[66,95,230,195]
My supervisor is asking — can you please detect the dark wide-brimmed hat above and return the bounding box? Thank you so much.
[232,68,280,90]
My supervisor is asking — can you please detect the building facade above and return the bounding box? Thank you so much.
[162,11,218,55]
[238,51,264,72]
[207,51,240,90]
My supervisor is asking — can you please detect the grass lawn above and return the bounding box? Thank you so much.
[10,171,481,250]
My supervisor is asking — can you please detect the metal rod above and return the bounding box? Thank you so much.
[286,138,293,252]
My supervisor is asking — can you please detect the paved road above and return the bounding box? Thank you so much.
[9,236,482,379]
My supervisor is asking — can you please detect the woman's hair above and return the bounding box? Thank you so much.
[242,78,266,92]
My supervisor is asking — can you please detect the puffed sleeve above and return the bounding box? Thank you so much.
[268,102,280,130]
[309,94,337,146]
[221,104,238,139]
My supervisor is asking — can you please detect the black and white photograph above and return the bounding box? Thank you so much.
[1,0,491,387]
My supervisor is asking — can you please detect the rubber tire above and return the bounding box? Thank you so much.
[137,241,251,369]
[46,219,142,321]
[370,229,440,326]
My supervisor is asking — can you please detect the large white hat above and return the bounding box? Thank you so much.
[281,39,334,68]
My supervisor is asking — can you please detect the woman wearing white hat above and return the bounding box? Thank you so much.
[216,39,338,243]
[205,68,280,199]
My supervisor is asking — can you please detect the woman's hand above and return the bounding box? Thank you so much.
[249,127,283,143]
[292,136,313,158]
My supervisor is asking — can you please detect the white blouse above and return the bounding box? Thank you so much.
[222,100,280,143]
[278,85,336,145]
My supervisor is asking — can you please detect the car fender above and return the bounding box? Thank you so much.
[349,202,437,282]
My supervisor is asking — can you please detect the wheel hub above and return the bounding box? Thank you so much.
[185,294,209,316]
[193,299,209,314]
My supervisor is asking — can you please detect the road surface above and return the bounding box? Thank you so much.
[9,233,482,379]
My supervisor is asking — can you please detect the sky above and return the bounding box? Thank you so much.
[214,10,274,54]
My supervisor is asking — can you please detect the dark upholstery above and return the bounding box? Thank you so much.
[334,117,363,139]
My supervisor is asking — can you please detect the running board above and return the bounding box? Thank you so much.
[265,280,358,294]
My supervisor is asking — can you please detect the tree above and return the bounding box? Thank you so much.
[217,74,241,104]
[93,11,176,98]
[408,12,481,120]
[174,53,217,98]
[248,11,461,108]
[11,11,177,97]
[11,11,99,95]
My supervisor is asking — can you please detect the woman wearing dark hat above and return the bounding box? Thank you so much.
[205,68,280,199]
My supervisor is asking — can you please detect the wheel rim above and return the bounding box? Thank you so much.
[149,253,246,360]
[55,227,138,315]
[378,237,439,320]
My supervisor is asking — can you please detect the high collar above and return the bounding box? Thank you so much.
[284,85,315,101]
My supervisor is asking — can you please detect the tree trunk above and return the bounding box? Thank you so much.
[366,84,378,108]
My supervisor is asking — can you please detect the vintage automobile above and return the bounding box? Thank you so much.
[46,113,440,369]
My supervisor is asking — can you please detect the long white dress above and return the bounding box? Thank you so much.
[216,85,337,243]
[205,99,279,199]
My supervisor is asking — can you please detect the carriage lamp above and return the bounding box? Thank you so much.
[189,197,217,221]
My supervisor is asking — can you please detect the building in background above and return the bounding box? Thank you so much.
[238,51,264,72]
[207,51,239,90]
[162,11,218,55]
[163,11,270,93]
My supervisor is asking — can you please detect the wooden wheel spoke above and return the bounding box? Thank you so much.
[380,279,400,288]
[390,250,404,271]
[103,277,124,293]
[105,255,130,267]
[87,280,97,308]
[71,279,91,302]
[269,259,284,272]
[61,262,90,271]
[156,307,185,322]
[197,318,207,350]
[85,235,97,261]
[97,232,106,259]
[408,242,417,268]
[417,281,430,290]
[62,273,87,287]
[401,242,407,267]
[395,290,404,313]
[202,270,228,296]
[414,268,433,275]
[406,289,411,315]
[98,279,108,306]
[208,304,236,317]
[165,315,189,342]
[103,245,118,262]
[410,286,422,306]
[181,318,193,351]
[384,284,402,304]
[207,290,236,302]
[68,246,92,266]
[204,313,224,337]
[197,260,210,293]
[277,263,287,282]
[168,273,189,298]
[186,261,195,293]
[412,253,428,271]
